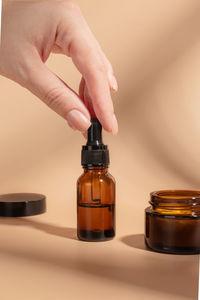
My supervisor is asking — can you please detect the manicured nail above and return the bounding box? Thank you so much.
[66,109,91,132]
[67,120,77,130]
[112,114,118,135]
[111,75,118,92]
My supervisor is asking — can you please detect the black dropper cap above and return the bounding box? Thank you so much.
[81,118,109,167]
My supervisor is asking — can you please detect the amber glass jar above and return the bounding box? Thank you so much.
[145,190,200,254]
[77,166,115,241]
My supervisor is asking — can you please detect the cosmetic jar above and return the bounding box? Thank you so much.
[145,190,200,254]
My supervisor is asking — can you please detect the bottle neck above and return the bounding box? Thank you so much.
[83,166,108,174]
[150,190,200,216]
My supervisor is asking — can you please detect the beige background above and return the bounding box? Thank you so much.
[0,0,200,299]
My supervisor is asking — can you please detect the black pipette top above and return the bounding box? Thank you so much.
[81,118,110,167]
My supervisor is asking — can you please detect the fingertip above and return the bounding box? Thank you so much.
[67,120,77,131]
[111,75,118,92]
[82,131,88,139]
[66,109,91,132]
[108,73,118,93]
[99,113,118,136]
[111,113,118,135]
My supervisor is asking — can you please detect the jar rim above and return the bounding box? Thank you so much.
[150,190,200,204]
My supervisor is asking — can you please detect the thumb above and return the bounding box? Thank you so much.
[25,59,91,132]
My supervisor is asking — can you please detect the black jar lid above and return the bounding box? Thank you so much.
[0,193,46,217]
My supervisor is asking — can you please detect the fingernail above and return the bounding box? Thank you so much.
[111,75,118,92]
[112,114,118,135]
[66,109,91,132]
[67,120,77,131]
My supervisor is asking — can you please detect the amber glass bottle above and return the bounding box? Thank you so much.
[77,118,115,241]
[145,190,200,254]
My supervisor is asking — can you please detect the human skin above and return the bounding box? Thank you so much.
[0,1,118,134]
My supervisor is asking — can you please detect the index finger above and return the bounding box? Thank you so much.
[56,8,118,134]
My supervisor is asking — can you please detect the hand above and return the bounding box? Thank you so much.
[0,1,118,134]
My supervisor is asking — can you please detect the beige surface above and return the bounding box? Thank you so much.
[0,0,200,299]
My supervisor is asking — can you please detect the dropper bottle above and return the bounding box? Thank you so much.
[77,118,115,241]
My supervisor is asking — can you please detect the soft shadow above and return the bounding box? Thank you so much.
[121,234,148,251]
[0,220,198,298]
[0,233,198,299]
[0,217,77,240]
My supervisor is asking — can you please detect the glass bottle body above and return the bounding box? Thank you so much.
[145,190,200,254]
[77,166,115,241]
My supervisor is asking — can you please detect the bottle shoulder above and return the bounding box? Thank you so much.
[77,170,115,185]
[77,172,87,184]
[106,172,116,183]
